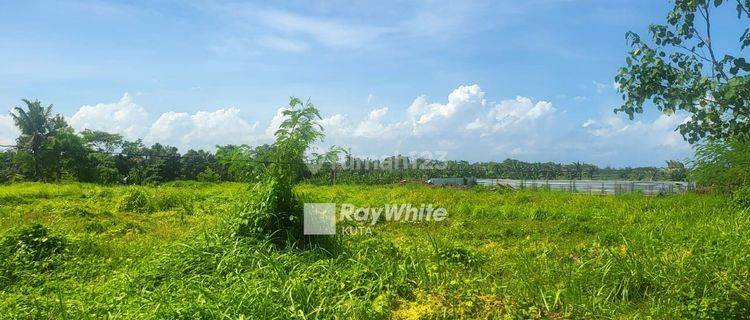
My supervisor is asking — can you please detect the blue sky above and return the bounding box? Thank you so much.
[0,1,743,166]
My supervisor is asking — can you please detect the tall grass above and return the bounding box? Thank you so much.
[0,182,748,318]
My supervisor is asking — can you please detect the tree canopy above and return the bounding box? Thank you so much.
[616,0,750,143]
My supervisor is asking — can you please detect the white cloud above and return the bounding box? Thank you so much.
[212,2,492,54]
[594,81,618,93]
[464,117,486,131]
[0,115,19,145]
[651,114,690,147]
[319,107,410,142]
[311,84,560,160]
[70,94,262,151]
[265,107,287,138]
[408,84,486,135]
[69,93,149,139]
[581,113,691,153]
[319,113,352,137]
[147,107,259,150]
[353,107,410,139]
[307,84,690,165]
[405,85,555,137]
[486,96,555,132]
[12,87,691,166]
[256,9,389,49]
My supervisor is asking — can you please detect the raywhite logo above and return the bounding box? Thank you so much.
[303,203,336,235]
[303,203,447,235]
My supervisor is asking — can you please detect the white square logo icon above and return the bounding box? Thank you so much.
[304,203,336,235]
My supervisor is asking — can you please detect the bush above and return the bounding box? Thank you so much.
[691,139,750,192]
[0,224,68,287]
[118,188,152,213]
[236,177,303,244]
[197,167,220,183]
[1,224,67,262]
[235,177,336,249]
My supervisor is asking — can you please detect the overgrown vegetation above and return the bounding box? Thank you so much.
[690,138,750,192]
[235,97,331,248]
[1,182,748,319]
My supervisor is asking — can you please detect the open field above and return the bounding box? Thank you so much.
[1,182,749,319]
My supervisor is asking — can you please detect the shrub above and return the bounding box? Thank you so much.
[0,224,68,287]
[152,191,182,211]
[1,224,67,262]
[236,177,303,244]
[118,188,152,213]
[691,139,750,192]
[197,167,220,183]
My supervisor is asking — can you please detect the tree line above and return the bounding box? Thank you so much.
[0,99,689,185]
[306,156,687,185]
[0,99,281,184]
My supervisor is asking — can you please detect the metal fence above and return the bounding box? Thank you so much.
[474,179,695,195]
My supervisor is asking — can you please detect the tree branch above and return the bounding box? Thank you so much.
[736,0,750,17]
[675,43,713,63]
[700,3,730,81]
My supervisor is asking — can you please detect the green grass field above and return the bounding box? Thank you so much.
[1,182,748,319]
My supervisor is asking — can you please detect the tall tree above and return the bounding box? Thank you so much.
[616,0,750,143]
[81,129,123,152]
[10,99,56,179]
[144,143,181,183]
[180,149,215,180]
[216,144,254,182]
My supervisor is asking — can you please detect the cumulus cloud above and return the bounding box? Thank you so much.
[69,94,262,151]
[575,112,691,164]
[319,113,352,138]
[265,107,287,138]
[405,85,556,138]
[147,107,259,150]
[311,84,559,159]
[408,84,485,135]
[582,113,689,148]
[0,115,19,145]
[69,93,149,139]
[5,86,692,166]
[308,84,691,165]
[354,107,410,139]
[486,96,555,132]
[354,107,389,138]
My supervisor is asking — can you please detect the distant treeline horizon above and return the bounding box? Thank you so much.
[2,99,687,184]
[1,133,687,184]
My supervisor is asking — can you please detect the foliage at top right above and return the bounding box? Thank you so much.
[616,0,749,143]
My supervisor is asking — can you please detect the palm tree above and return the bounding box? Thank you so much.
[10,99,55,179]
